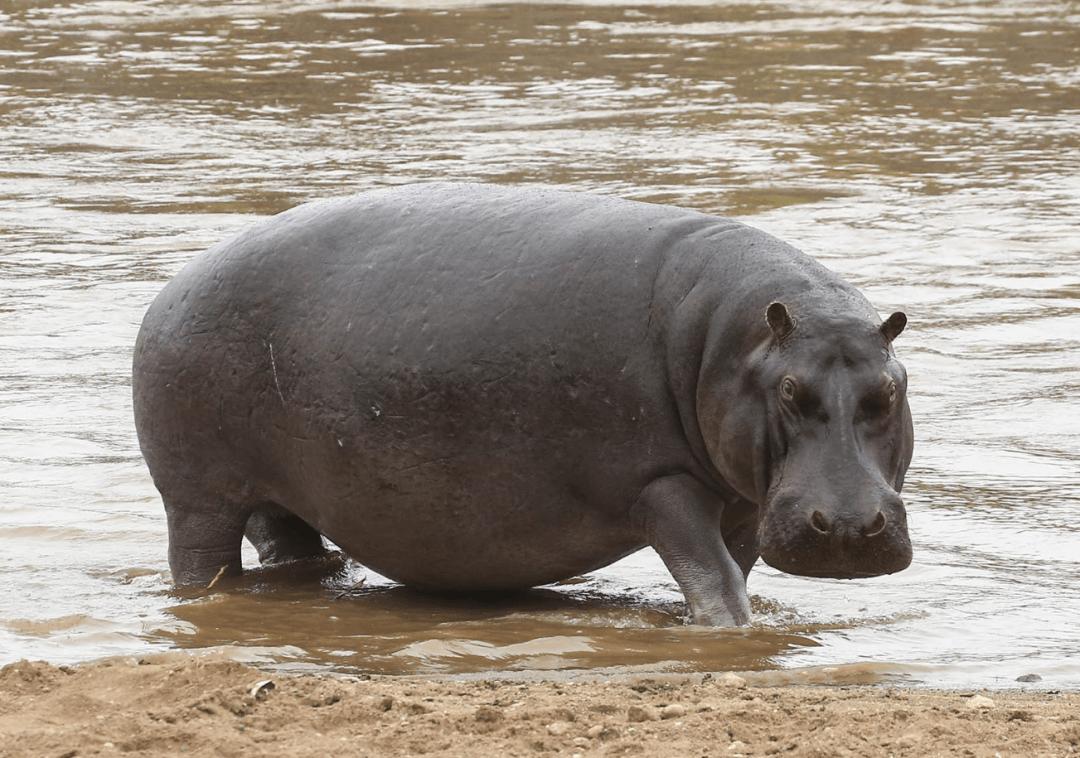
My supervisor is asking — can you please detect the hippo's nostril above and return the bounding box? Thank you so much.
[809,510,831,535]
[865,511,887,538]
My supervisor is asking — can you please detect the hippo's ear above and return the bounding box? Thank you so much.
[766,301,796,341]
[881,311,907,342]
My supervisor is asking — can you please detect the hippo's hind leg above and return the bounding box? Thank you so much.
[244,505,326,566]
[165,500,251,587]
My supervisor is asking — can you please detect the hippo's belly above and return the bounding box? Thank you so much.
[258,358,660,590]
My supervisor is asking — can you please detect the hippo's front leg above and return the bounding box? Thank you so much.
[634,474,752,626]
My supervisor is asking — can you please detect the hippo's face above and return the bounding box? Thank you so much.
[755,303,913,578]
[709,302,914,580]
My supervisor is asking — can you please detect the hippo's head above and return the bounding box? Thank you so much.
[703,301,914,579]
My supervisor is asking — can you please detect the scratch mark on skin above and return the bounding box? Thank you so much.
[267,341,285,406]
[391,455,455,473]
[481,371,513,387]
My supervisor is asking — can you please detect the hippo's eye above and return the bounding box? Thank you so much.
[859,381,897,422]
[780,376,797,401]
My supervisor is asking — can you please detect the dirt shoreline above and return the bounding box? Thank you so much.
[1,654,1076,757]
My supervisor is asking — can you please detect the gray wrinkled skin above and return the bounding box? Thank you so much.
[133,183,914,626]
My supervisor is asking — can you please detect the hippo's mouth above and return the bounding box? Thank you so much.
[758,524,913,580]
[761,560,909,580]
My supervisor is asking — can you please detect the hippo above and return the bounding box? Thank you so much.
[133,183,913,626]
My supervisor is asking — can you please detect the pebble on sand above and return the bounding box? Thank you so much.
[660,704,686,720]
[717,673,748,689]
[474,706,502,723]
[627,704,661,722]
[967,695,996,709]
[586,724,620,741]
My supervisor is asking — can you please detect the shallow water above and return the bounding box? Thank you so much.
[1,0,1078,689]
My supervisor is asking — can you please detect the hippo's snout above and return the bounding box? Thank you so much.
[759,494,912,579]
[808,501,890,540]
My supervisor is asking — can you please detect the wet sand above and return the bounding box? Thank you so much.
[1,654,1075,757]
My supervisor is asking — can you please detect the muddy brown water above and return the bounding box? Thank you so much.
[1,0,1078,689]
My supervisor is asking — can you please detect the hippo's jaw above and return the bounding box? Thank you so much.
[757,494,912,579]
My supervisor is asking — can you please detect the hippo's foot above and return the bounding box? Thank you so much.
[165,500,249,587]
[166,497,330,587]
[685,602,751,628]
[245,506,327,566]
[635,474,753,627]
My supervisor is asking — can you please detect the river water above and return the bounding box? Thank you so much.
[1,0,1078,689]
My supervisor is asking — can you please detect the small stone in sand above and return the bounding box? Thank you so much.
[895,732,920,748]
[967,695,995,709]
[660,704,686,720]
[1016,674,1042,683]
[474,706,502,723]
[547,721,571,736]
[728,740,747,752]
[717,673,747,689]
[627,704,660,722]
[586,724,619,741]
[572,737,589,747]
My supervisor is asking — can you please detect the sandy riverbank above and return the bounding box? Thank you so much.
[0,654,1076,757]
